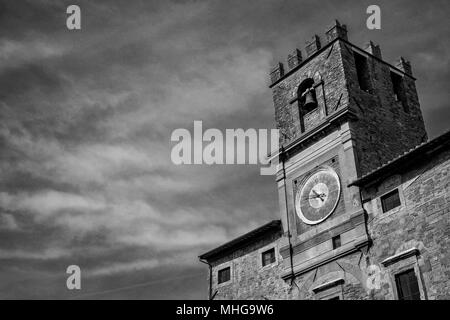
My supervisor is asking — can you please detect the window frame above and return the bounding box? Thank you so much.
[296,78,326,133]
[318,290,343,300]
[332,235,341,250]
[258,244,279,270]
[395,268,421,300]
[217,266,231,285]
[325,295,341,300]
[216,262,233,287]
[382,248,427,300]
[390,71,403,102]
[261,247,276,267]
[380,188,401,213]
[312,278,345,300]
[353,51,372,93]
[390,69,409,112]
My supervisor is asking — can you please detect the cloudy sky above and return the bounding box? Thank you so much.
[0,0,448,299]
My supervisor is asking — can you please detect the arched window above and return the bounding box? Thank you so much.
[297,78,318,132]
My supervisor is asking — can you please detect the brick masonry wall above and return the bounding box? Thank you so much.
[208,233,371,300]
[292,250,369,300]
[209,231,291,300]
[340,42,428,176]
[271,38,427,176]
[271,40,350,146]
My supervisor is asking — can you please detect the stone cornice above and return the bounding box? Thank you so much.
[312,277,345,293]
[381,247,420,267]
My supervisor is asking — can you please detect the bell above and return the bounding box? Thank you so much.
[303,89,317,109]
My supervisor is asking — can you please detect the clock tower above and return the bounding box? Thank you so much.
[269,20,427,294]
[200,20,448,301]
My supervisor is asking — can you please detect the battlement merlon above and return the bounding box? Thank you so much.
[269,20,415,86]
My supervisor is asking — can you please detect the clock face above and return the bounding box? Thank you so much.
[295,167,341,225]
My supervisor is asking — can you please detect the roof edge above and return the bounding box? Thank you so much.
[349,129,450,187]
[198,220,282,261]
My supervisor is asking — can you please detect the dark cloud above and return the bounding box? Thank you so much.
[0,0,448,299]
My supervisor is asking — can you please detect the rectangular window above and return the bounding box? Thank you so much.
[390,71,409,112]
[354,52,371,92]
[390,71,403,101]
[395,269,420,300]
[381,189,401,212]
[261,248,276,267]
[218,267,231,284]
[332,235,341,250]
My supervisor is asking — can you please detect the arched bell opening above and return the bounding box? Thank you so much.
[297,78,318,133]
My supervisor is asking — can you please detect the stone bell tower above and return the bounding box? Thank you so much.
[269,20,427,295]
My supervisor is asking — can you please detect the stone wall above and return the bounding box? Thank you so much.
[362,148,450,300]
[270,38,350,146]
[271,37,428,177]
[209,231,291,300]
[207,147,449,300]
[341,42,428,176]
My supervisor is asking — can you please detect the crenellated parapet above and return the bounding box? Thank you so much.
[270,20,349,85]
[269,20,414,86]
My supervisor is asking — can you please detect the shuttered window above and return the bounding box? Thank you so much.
[261,248,276,267]
[218,267,230,284]
[395,269,420,300]
[381,189,401,212]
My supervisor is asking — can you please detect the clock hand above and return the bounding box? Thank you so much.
[319,193,326,197]
[305,190,327,201]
